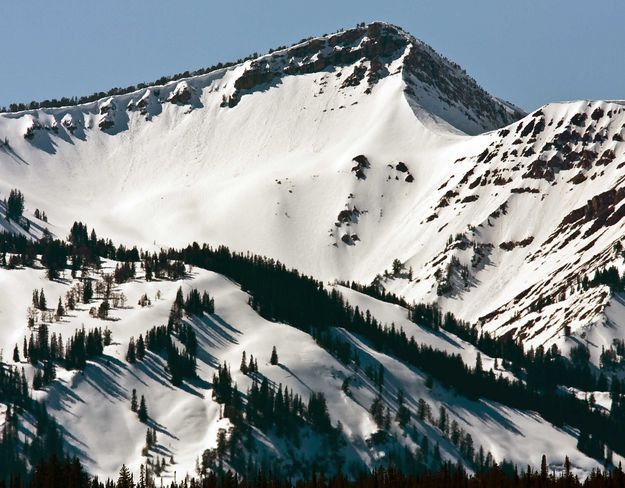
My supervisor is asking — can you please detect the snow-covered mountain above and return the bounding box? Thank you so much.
[1,21,625,482]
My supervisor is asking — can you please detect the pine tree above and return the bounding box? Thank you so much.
[131,389,138,412]
[136,335,145,360]
[126,337,136,364]
[6,188,25,222]
[139,464,146,488]
[248,354,256,374]
[98,300,110,319]
[270,346,279,365]
[175,286,184,308]
[392,258,402,276]
[83,280,93,303]
[56,297,65,318]
[138,395,148,422]
[117,464,133,488]
[540,454,548,480]
[13,344,20,363]
[66,292,75,311]
[240,351,248,374]
[39,288,47,311]
[475,352,483,375]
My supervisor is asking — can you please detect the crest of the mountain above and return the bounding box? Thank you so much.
[224,22,524,134]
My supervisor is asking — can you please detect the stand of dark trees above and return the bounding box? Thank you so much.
[0,361,64,485]
[6,455,625,488]
[584,265,625,293]
[345,281,604,392]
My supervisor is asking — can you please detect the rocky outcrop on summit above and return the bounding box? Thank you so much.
[167,81,192,105]
[225,22,523,133]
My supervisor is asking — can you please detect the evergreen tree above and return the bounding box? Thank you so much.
[136,335,146,360]
[6,188,25,222]
[146,428,154,449]
[98,300,110,319]
[475,352,483,375]
[240,351,248,374]
[117,464,133,488]
[56,297,65,318]
[126,337,136,364]
[131,389,138,412]
[13,344,20,363]
[270,346,279,365]
[138,395,148,423]
[83,280,93,303]
[39,288,47,311]
[541,454,548,480]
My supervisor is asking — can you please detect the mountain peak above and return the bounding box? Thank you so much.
[225,22,524,134]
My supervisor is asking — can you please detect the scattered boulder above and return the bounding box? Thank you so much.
[570,112,587,127]
[395,162,408,172]
[499,236,534,251]
[591,107,605,121]
[341,233,358,245]
[461,195,479,203]
[337,207,361,224]
[351,155,370,180]
[341,64,367,88]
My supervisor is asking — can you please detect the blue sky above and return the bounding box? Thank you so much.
[1,1,623,111]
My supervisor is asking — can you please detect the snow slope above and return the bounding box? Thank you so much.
[0,260,609,480]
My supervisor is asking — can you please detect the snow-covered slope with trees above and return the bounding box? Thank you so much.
[1,21,625,482]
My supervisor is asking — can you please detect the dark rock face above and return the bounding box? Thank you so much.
[337,208,361,224]
[341,64,368,89]
[395,162,409,172]
[98,118,114,130]
[228,23,409,107]
[558,187,625,238]
[224,22,524,133]
[499,236,534,251]
[351,155,370,180]
[167,83,192,105]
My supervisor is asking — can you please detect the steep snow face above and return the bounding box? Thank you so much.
[381,101,625,360]
[0,23,518,282]
[0,23,623,359]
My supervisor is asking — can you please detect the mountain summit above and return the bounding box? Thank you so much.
[224,22,524,134]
